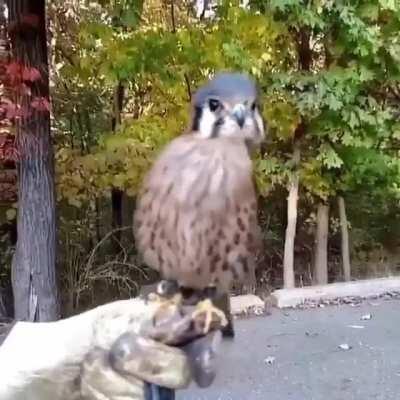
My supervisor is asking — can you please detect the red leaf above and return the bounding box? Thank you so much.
[19,83,32,96]
[4,147,19,162]
[0,134,17,162]
[5,103,21,119]
[6,61,22,79]
[31,97,50,112]
[22,66,41,82]
[0,134,9,147]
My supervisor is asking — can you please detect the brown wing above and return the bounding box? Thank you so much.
[133,134,261,293]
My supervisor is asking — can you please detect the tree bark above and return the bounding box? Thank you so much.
[283,145,300,289]
[338,196,351,281]
[313,203,330,285]
[8,0,59,321]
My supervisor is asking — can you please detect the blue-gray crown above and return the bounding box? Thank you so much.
[193,72,257,106]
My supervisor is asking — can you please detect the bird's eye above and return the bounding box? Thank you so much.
[250,101,257,111]
[208,98,221,112]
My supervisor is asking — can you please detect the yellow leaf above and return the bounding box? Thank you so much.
[261,52,271,62]
[6,208,16,221]
[68,198,82,208]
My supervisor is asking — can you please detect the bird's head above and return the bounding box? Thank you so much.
[190,72,265,148]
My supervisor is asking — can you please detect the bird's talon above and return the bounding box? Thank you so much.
[192,299,228,334]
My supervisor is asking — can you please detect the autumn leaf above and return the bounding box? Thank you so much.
[6,208,17,221]
[31,97,51,112]
[5,103,24,119]
[6,61,22,80]
[22,66,41,82]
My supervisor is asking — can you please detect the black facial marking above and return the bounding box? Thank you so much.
[209,98,221,112]
[191,106,203,132]
[211,117,224,138]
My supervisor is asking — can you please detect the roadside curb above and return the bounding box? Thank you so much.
[230,294,266,315]
[270,277,400,308]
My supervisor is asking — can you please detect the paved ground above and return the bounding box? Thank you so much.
[178,299,400,400]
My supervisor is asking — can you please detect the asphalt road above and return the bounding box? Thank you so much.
[178,299,400,400]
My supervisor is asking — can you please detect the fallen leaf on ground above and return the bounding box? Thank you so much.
[361,314,372,320]
[264,356,276,365]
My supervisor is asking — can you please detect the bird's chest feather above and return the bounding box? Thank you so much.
[134,137,259,291]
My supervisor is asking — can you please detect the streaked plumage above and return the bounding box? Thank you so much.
[134,72,265,338]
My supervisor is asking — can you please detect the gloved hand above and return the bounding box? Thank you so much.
[0,296,224,400]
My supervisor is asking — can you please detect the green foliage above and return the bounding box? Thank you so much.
[53,0,296,204]
[56,116,171,204]
[251,0,400,201]
[51,0,400,202]
[45,0,400,295]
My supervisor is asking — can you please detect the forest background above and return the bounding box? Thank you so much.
[0,0,399,320]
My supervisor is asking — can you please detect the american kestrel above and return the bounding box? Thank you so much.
[134,72,265,338]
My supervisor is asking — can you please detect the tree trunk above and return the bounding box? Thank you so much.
[8,0,59,321]
[283,145,300,289]
[313,203,329,285]
[111,83,124,251]
[282,26,311,289]
[338,196,351,281]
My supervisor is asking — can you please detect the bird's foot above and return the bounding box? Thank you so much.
[192,298,228,335]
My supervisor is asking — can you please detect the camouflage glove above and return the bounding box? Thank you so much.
[0,297,224,400]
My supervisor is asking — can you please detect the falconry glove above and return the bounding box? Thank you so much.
[0,296,225,400]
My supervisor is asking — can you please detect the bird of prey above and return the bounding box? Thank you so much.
[134,72,265,339]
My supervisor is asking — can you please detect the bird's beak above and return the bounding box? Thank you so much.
[232,104,246,128]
